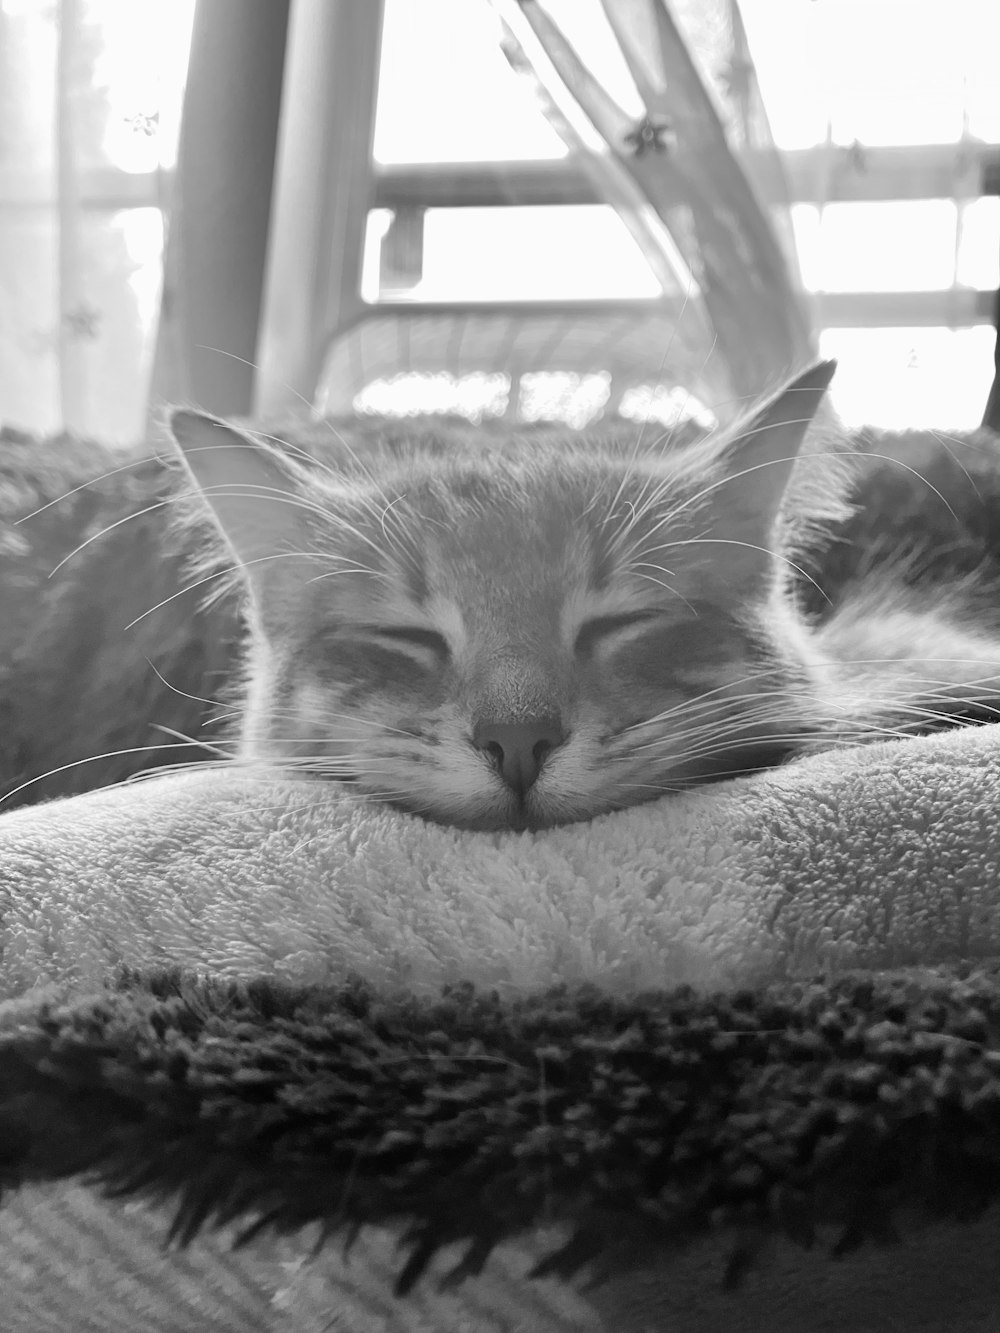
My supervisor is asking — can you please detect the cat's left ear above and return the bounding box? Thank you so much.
[684,360,836,593]
[717,359,837,528]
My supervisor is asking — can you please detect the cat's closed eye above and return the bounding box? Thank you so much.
[365,626,450,661]
[573,611,661,657]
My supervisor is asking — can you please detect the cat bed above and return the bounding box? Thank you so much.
[2,721,1000,1330]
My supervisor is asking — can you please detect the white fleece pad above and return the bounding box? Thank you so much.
[2,727,1000,1332]
[2,722,999,1005]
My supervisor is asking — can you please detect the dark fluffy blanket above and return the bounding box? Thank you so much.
[4,965,1000,1297]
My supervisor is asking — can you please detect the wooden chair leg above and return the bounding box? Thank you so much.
[254,0,385,417]
[148,0,290,421]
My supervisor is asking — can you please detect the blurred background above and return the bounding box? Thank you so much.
[1,0,999,445]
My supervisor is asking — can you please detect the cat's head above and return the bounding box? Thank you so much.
[170,361,837,830]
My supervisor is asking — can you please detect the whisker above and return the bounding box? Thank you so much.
[122,551,363,631]
[636,440,817,533]
[0,741,230,809]
[14,453,171,524]
[47,498,171,577]
[845,450,960,524]
[240,707,420,738]
[144,657,232,711]
[181,470,396,565]
[631,538,827,601]
[620,671,819,730]
[148,723,232,758]
[582,308,700,532]
[926,428,982,501]
[631,569,697,612]
[185,343,410,527]
[306,567,392,585]
[632,273,699,454]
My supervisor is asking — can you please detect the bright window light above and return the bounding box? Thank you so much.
[96,0,196,172]
[373,206,663,303]
[374,0,565,163]
[793,201,963,293]
[741,0,1000,147]
[372,0,1000,427]
[819,326,996,429]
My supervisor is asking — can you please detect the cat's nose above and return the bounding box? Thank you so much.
[472,716,566,796]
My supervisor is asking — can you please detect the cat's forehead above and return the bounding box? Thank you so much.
[298,441,720,627]
[356,446,702,521]
[362,450,706,607]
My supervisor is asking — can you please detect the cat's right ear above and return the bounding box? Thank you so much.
[169,410,309,575]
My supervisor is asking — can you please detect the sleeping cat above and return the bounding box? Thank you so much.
[170,361,1000,832]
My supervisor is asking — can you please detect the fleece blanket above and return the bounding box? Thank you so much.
[2,723,1000,1331]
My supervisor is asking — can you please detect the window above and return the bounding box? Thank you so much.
[370,0,999,427]
[0,0,195,439]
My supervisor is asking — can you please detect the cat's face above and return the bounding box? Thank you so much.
[170,362,835,830]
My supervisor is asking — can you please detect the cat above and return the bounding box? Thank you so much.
[169,361,1000,832]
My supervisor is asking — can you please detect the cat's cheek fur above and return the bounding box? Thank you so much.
[356,718,521,828]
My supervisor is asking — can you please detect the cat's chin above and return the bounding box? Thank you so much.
[409,808,600,834]
[377,788,665,833]
[376,797,550,833]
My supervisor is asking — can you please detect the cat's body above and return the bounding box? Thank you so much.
[170,362,1000,831]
